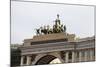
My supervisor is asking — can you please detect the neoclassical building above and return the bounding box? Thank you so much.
[19,15,95,66]
[19,33,95,66]
[11,15,95,66]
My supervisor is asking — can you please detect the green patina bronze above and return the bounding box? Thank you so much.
[36,14,66,35]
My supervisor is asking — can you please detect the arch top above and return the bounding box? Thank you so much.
[35,55,61,65]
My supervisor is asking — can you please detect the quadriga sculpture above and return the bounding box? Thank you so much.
[35,14,66,35]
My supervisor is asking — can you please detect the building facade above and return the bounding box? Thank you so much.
[19,33,95,66]
[11,44,21,66]
[11,15,95,66]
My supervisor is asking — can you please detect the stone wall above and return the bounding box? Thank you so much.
[23,33,75,46]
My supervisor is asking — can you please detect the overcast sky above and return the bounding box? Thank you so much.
[11,1,95,44]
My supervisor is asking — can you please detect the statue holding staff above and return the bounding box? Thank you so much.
[35,14,67,35]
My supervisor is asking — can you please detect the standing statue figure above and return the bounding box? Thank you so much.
[56,14,61,25]
[35,14,67,35]
[54,14,62,33]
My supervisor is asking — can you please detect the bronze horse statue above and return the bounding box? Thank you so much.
[36,24,66,35]
[35,14,66,35]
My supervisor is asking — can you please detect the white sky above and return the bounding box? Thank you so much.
[11,1,95,44]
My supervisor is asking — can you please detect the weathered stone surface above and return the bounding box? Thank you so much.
[33,33,67,41]
[23,33,75,46]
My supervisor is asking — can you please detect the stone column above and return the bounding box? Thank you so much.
[84,51,88,61]
[26,56,31,65]
[20,56,24,66]
[90,50,93,61]
[72,51,75,62]
[65,52,69,63]
[79,51,82,62]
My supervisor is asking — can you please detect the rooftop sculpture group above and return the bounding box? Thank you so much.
[36,14,66,35]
